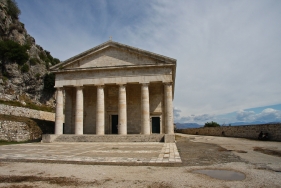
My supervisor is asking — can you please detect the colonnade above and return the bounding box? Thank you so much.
[54,83,174,135]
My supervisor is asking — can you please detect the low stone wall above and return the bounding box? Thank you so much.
[0,104,55,122]
[177,124,281,141]
[0,120,42,142]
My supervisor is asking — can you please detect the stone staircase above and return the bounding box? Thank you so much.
[42,134,175,143]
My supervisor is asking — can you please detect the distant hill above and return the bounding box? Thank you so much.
[176,121,281,129]
[228,121,281,126]
[175,123,202,129]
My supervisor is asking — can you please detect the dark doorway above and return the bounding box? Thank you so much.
[111,115,118,134]
[152,117,160,133]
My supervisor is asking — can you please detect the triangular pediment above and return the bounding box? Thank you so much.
[50,41,176,71]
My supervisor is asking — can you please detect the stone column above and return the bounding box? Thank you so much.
[64,88,72,134]
[96,85,105,135]
[118,84,127,135]
[75,86,83,135]
[164,83,174,134]
[141,83,150,134]
[55,88,64,134]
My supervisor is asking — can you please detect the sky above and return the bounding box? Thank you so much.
[16,0,281,125]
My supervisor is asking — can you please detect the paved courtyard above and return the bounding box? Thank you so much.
[0,135,281,187]
[0,142,181,165]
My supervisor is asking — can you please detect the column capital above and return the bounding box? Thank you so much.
[118,84,127,88]
[75,86,84,89]
[140,82,150,86]
[56,87,64,91]
[117,82,127,86]
[95,84,104,88]
[163,82,173,86]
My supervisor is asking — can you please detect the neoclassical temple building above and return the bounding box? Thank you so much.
[50,40,176,136]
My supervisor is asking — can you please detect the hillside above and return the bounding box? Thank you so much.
[0,0,59,109]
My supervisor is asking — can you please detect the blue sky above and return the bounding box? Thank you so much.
[16,0,281,124]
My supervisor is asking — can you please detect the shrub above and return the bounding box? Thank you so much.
[29,57,39,65]
[35,73,40,80]
[53,58,60,65]
[43,73,55,94]
[0,40,29,65]
[204,121,220,127]
[21,64,29,73]
[7,0,21,19]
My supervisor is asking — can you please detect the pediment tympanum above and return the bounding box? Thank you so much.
[50,41,176,71]
[64,47,158,69]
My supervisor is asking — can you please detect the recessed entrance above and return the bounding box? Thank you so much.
[152,117,160,133]
[111,115,118,134]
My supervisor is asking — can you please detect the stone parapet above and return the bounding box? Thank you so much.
[0,104,55,122]
[177,124,281,141]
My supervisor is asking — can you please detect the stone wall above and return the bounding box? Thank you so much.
[0,104,55,121]
[0,120,42,142]
[177,124,281,141]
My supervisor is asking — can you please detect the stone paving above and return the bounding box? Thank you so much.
[0,142,181,165]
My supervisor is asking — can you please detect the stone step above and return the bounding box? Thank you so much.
[42,134,173,143]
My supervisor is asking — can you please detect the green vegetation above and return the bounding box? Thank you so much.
[0,40,29,66]
[0,99,54,112]
[35,73,40,80]
[21,63,29,73]
[43,73,55,94]
[8,23,23,33]
[29,57,40,65]
[6,0,21,19]
[0,140,28,145]
[39,51,60,69]
[204,121,220,127]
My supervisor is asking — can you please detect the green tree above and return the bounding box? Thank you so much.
[21,63,29,73]
[7,0,21,19]
[43,73,55,94]
[0,40,29,75]
[204,121,220,127]
[0,40,29,65]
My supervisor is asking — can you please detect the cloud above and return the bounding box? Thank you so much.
[122,0,281,116]
[236,110,255,121]
[236,108,281,122]
[173,108,181,120]
[174,107,215,124]
[255,108,281,122]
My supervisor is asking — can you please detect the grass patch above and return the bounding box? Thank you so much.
[0,99,54,112]
[253,147,281,157]
[0,140,29,146]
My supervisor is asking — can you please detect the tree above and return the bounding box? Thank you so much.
[7,0,21,19]
[43,73,55,94]
[0,40,29,75]
[204,121,220,127]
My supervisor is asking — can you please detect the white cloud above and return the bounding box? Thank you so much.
[255,108,281,122]
[236,108,281,122]
[236,110,256,121]
[121,0,281,116]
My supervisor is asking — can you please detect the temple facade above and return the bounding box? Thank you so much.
[50,41,176,135]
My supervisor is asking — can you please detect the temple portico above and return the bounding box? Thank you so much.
[51,41,176,138]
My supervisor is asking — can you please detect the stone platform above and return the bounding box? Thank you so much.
[0,142,181,166]
[42,134,175,143]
